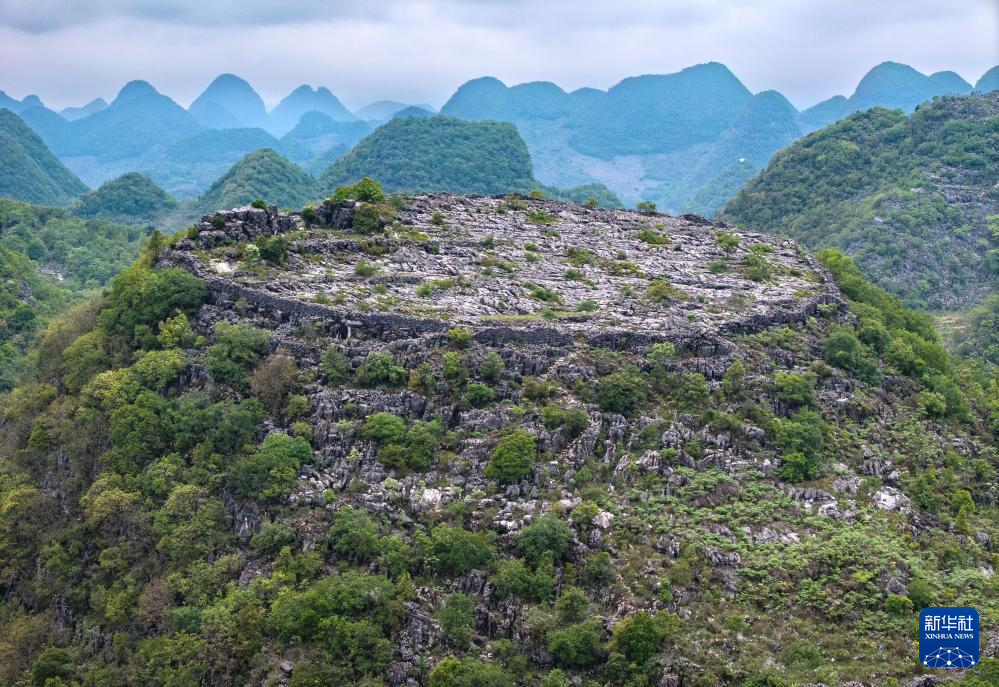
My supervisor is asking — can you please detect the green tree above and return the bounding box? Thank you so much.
[332,177,386,203]
[356,351,406,387]
[428,657,513,687]
[329,506,381,564]
[227,433,311,502]
[485,429,536,483]
[321,345,351,384]
[593,365,647,415]
[362,412,406,444]
[424,525,495,576]
[547,619,605,669]
[517,515,573,564]
[438,593,475,649]
[607,611,666,664]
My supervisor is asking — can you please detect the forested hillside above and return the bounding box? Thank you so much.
[320,116,620,206]
[320,116,537,196]
[722,93,999,312]
[0,191,994,686]
[0,109,88,205]
[0,197,150,390]
[72,173,178,225]
[195,149,320,213]
[0,244,73,391]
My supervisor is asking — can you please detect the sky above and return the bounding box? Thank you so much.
[1,0,997,112]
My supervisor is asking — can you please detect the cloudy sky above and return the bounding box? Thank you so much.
[1,0,996,111]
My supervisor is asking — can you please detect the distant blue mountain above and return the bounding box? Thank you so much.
[59,98,108,121]
[392,106,436,119]
[0,91,47,114]
[189,74,269,129]
[844,62,972,114]
[269,85,357,136]
[355,100,435,121]
[976,66,999,93]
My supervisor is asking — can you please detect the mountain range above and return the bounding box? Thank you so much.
[2,61,996,210]
[441,61,996,216]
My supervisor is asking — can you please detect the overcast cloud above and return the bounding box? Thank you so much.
[0,0,996,111]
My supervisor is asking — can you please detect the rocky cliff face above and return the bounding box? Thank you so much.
[141,194,996,686]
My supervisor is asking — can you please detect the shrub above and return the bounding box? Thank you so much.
[907,578,934,610]
[608,611,666,664]
[321,345,351,384]
[885,594,914,615]
[362,412,406,444]
[525,283,561,304]
[722,360,746,399]
[593,365,647,415]
[403,419,443,470]
[463,382,496,407]
[448,327,473,349]
[99,265,207,350]
[492,558,535,600]
[438,593,475,649]
[778,451,820,483]
[227,432,311,502]
[251,522,297,555]
[523,377,557,401]
[743,254,771,281]
[257,235,290,265]
[269,571,396,641]
[300,205,317,225]
[823,326,879,383]
[157,311,196,349]
[554,586,589,624]
[917,390,947,417]
[637,228,670,245]
[428,657,512,687]
[541,670,569,687]
[715,231,739,253]
[354,260,379,277]
[774,371,815,408]
[250,350,298,412]
[566,246,596,266]
[781,639,822,670]
[31,647,74,687]
[425,525,495,576]
[329,506,381,564]
[547,619,605,669]
[774,409,825,482]
[584,551,615,586]
[203,322,270,390]
[442,351,469,388]
[479,350,505,382]
[356,352,406,387]
[648,279,680,303]
[637,201,657,214]
[333,177,385,203]
[517,515,573,563]
[527,210,557,225]
[352,204,383,234]
[561,407,589,438]
[485,429,536,483]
